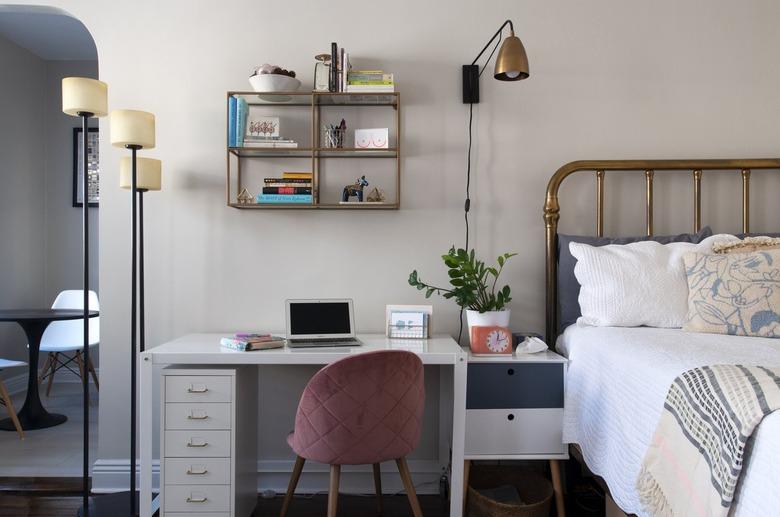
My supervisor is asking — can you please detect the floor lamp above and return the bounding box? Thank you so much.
[79,110,155,517]
[62,77,108,517]
[119,157,162,357]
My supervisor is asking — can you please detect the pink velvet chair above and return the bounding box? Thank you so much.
[280,350,425,517]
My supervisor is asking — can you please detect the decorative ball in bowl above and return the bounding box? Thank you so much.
[249,63,301,93]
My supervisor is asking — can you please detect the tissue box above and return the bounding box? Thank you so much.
[355,128,389,149]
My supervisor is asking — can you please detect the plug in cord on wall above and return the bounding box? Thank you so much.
[457,33,503,345]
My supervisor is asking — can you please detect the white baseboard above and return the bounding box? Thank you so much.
[3,367,99,395]
[91,458,445,495]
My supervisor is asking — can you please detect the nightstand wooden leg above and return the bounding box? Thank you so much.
[463,459,471,511]
[550,459,565,517]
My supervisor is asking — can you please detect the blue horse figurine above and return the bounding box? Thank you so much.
[342,175,369,202]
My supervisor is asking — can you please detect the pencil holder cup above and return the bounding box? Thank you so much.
[323,126,345,148]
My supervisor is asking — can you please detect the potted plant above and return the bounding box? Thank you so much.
[408,247,517,340]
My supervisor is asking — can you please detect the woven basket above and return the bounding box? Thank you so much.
[467,466,553,517]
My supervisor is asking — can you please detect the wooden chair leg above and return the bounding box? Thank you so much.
[75,351,86,385]
[46,353,58,396]
[328,464,340,517]
[0,380,23,439]
[38,353,53,384]
[372,463,383,515]
[279,456,305,517]
[396,457,423,517]
[550,459,566,517]
[463,459,471,511]
[87,355,99,391]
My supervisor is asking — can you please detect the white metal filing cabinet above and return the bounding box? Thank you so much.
[160,367,258,517]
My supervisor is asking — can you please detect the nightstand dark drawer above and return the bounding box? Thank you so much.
[466,363,564,409]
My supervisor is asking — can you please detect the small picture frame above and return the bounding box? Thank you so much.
[72,127,99,207]
[385,304,433,339]
[246,114,280,139]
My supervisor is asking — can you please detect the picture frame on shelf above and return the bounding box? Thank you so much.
[386,304,433,339]
[72,127,99,207]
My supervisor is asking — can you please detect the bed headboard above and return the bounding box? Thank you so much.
[543,158,780,343]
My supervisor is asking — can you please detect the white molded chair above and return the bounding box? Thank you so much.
[38,290,99,396]
[0,358,26,439]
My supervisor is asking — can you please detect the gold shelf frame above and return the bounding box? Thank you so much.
[543,158,780,343]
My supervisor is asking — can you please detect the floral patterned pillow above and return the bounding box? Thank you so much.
[683,250,780,338]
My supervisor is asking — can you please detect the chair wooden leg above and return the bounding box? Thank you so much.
[550,459,566,517]
[463,459,471,511]
[372,463,383,515]
[87,355,99,391]
[396,457,423,517]
[38,353,53,384]
[46,353,58,396]
[75,351,86,385]
[328,464,340,517]
[0,380,23,439]
[279,456,305,517]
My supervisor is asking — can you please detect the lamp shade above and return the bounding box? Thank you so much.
[62,77,108,117]
[119,157,161,191]
[111,109,156,149]
[494,35,529,81]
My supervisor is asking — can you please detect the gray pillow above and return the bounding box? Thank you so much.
[556,227,713,333]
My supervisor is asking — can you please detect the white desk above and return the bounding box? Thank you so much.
[139,333,468,517]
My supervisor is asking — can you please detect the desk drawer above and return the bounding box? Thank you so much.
[165,430,231,458]
[165,514,228,517]
[164,484,230,513]
[165,376,232,403]
[164,458,231,485]
[466,363,563,409]
[165,403,231,430]
[465,408,565,456]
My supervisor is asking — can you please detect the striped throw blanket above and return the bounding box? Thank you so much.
[637,365,780,517]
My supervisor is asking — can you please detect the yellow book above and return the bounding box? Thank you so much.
[283,172,313,179]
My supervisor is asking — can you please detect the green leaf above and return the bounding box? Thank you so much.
[497,255,505,267]
[487,267,498,277]
[450,278,464,286]
[425,288,435,298]
[448,269,463,278]
[416,284,425,290]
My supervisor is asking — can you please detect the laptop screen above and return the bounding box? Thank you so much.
[289,301,352,336]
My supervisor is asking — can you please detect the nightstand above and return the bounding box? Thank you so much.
[462,348,568,517]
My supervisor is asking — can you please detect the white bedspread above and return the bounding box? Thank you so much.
[558,324,780,516]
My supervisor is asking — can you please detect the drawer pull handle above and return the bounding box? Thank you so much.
[507,414,515,421]
[507,368,515,376]
[187,439,209,448]
[186,495,209,503]
[187,384,209,393]
[187,412,209,420]
[187,467,209,475]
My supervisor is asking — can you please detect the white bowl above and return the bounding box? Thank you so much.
[248,74,301,93]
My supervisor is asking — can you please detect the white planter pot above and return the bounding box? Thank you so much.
[466,309,511,343]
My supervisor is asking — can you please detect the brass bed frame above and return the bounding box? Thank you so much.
[543,158,780,343]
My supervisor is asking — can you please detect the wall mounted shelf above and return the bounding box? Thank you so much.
[226,91,400,209]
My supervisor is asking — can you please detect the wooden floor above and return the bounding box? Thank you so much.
[0,491,449,517]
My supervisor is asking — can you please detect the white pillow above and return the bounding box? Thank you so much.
[570,234,738,328]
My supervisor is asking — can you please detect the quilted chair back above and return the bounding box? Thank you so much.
[288,350,425,465]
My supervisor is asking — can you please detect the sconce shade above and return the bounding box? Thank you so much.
[120,157,161,191]
[111,109,156,149]
[494,36,529,81]
[62,77,108,117]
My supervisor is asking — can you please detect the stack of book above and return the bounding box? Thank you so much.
[346,71,394,93]
[243,136,298,149]
[257,172,313,204]
[220,333,286,351]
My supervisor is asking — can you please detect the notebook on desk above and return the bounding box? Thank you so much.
[285,299,362,348]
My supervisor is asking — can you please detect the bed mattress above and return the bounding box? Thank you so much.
[557,324,780,516]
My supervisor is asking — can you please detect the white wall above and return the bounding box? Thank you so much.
[0,34,46,370]
[12,0,780,490]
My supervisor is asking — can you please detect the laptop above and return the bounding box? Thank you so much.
[285,299,362,348]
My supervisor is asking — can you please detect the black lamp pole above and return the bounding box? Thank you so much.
[128,144,140,516]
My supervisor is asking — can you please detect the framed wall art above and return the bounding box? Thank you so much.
[73,126,99,207]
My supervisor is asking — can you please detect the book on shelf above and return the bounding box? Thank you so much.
[345,84,395,92]
[348,72,393,84]
[242,141,299,148]
[220,335,285,351]
[264,182,312,188]
[228,96,237,147]
[244,136,295,142]
[264,177,311,184]
[262,187,312,195]
[236,97,248,147]
[257,193,313,204]
[283,171,312,179]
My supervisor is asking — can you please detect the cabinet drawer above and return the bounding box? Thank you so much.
[465,408,565,456]
[164,514,228,517]
[466,363,563,409]
[165,376,232,403]
[165,403,231,430]
[164,458,231,485]
[165,430,231,458]
[164,484,230,513]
